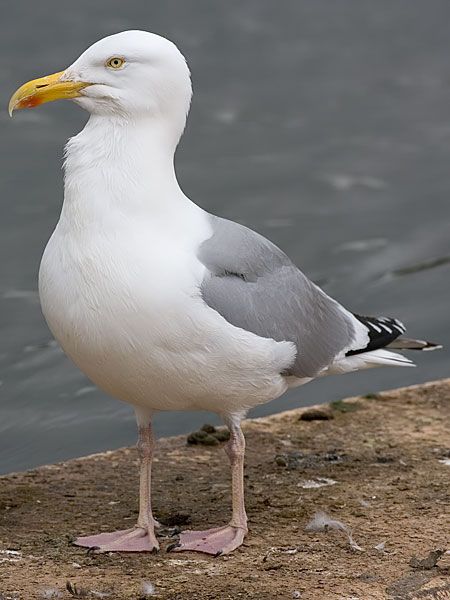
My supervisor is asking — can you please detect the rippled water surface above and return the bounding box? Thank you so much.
[1,1,449,474]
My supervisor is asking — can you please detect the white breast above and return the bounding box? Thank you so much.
[39,206,294,415]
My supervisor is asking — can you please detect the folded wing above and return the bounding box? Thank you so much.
[198,215,369,378]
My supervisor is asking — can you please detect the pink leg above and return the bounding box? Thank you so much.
[171,417,248,556]
[74,421,159,553]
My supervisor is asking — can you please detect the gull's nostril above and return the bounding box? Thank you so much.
[35,83,49,89]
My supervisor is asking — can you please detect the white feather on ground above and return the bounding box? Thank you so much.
[305,511,364,551]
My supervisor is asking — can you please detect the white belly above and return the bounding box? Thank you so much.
[38,219,295,416]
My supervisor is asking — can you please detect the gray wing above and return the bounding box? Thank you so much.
[198,214,359,378]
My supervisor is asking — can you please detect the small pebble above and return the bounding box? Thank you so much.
[187,430,219,445]
[275,455,288,467]
[200,423,216,433]
[409,549,445,569]
[299,409,333,421]
[160,511,191,527]
[187,425,230,445]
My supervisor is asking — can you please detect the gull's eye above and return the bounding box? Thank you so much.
[106,56,125,70]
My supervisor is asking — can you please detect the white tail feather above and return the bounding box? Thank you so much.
[325,348,415,375]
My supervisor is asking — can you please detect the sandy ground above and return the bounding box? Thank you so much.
[0,379,449,600]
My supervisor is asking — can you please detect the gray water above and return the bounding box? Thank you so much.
[1,1,449,475]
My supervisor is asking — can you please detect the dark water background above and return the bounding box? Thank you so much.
[1,1,449,474]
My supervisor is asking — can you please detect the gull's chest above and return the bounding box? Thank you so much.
[39,223,206,358]
[37,212,292,412]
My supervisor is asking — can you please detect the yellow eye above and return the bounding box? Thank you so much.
[106,56,125,69]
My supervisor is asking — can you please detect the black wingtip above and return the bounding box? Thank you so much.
[388,338,443,352]
[348,314,405,356]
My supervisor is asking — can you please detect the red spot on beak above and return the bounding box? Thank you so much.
[23,97,42,109]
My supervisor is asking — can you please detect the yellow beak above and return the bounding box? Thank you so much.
[8,71,92,116]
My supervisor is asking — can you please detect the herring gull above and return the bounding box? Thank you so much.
[9,30,440,555]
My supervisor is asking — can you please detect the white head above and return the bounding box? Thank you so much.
[67,31,192,120]
[9,30,192,132]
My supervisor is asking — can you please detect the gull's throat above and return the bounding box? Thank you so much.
[62,115,185,222]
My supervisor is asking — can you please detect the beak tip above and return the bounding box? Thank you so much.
[8,95,19,117]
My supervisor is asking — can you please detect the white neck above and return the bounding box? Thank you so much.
[61,114,188,228]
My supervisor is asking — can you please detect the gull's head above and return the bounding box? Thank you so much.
[9,30,192,123]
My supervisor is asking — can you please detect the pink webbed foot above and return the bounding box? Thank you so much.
[74,527,159,553]
[169,525,246,556]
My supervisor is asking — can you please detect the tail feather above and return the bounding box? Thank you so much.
[326,348,415,376]
[330,313,441,376]
[362,348,416,367]
[387,337,442,352]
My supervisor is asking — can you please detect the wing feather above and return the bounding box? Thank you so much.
[198,215,366,378]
